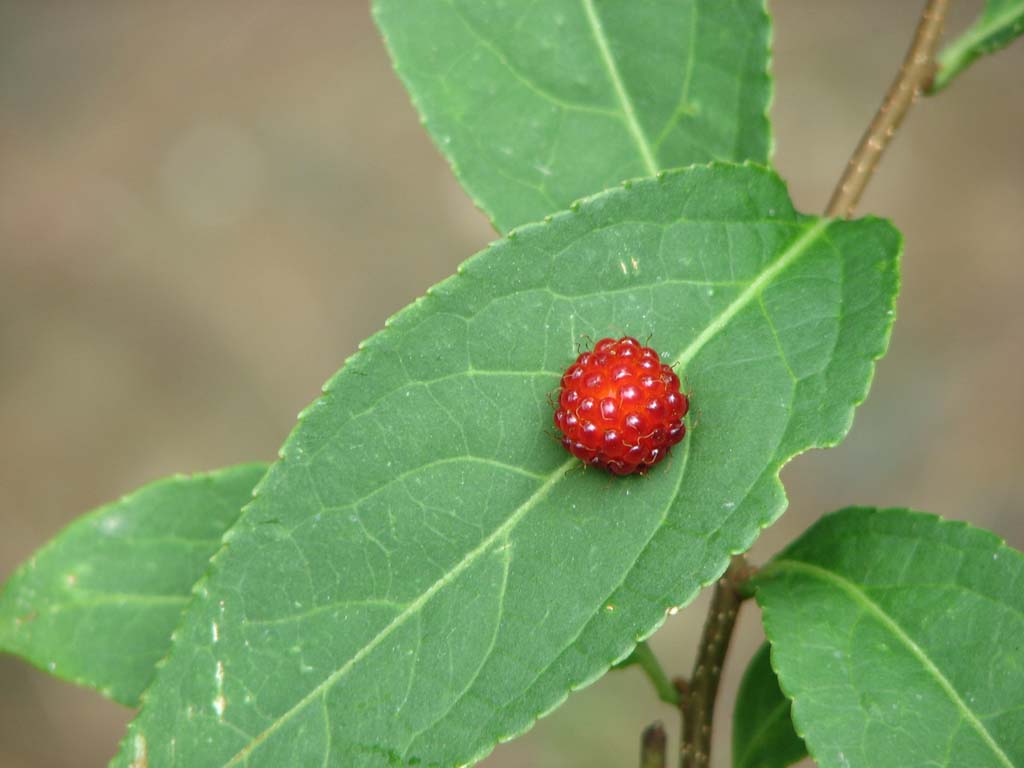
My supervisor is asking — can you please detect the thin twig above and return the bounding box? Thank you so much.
[678,556,754,768]
[633,641,682,706]
[641,722,668,768]
[825,0,949,218]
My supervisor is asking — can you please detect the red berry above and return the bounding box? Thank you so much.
[553,337,689,475]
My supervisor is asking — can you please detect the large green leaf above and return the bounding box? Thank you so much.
[732,643,806,768]
[0,464,267,706]
[373,0,772,231]
[932,0,1024,92]
[113,164,899,768]
[755,508,1024,768]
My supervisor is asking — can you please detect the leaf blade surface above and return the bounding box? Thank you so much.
[114,164,900,768]
[0,464,267,705]
[372,0,773,230]
[755,507,1024,768]
[933,0,1024,91]
[732,643,806,768]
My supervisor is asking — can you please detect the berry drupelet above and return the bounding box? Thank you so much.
[553,336,689,476]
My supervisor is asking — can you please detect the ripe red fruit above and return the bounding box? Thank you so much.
[553,336,689,476]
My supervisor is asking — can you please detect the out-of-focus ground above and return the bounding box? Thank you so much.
[0,2,1021,766]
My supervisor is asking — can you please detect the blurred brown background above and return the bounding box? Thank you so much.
[1,2,1021,766]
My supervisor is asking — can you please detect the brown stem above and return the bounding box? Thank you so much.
[678,556,754,768]
[640,722,668,768]
[825,0,949,218]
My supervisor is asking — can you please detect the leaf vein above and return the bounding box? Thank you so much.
[580,0,658,174]
[218,213,837,767]
[771,559,1015,768]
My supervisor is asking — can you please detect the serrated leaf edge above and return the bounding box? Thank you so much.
[934,1,1024,91]
[756,507,1022,768]
[732,643,806,768]
[118,165,900,768]
[0,463,268,707]
[371,0,776,233]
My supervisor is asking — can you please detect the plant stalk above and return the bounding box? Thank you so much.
[678,556,754,768]
[641,722,668,768]
[634,641,682,706]
[825,0,949,218]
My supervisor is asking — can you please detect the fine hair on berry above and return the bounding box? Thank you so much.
[553,336,689,476]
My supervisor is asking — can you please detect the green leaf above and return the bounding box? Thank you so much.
[932,0,1024,92]
[755,507,1024,768]
[0,464,267,706]
[732,643,806,768]
[113,164,900,768]
[373,0,773,231]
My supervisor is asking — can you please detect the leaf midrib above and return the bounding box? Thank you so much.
[222,455,573,767]
[938,1,1024,75]
[769,559,1014,768]
[218,217,830,767]
[735,696,797,768]
[581,0,659,175]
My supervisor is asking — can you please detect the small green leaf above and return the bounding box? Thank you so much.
[113,164,900,768]
[0,464,267,706]
[732,643,806,768]
[755,507,1024,768]
[373,0,773,231]
[932,0,1024,92]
